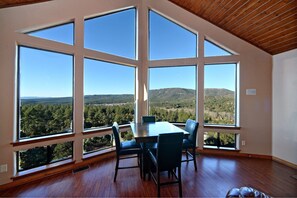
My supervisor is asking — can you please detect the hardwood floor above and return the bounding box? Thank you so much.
[0,154,296,197]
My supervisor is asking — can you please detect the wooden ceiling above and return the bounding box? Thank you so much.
[169,0,297,55]
[1,0,296,55]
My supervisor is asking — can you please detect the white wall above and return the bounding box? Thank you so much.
[272,49,297,165]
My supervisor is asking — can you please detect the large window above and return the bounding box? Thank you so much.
[84,59,135,130]
[149,66,196,122]
[13,3,241,175]
[149,10,197,60]
[204,63,237,125]
[84,8,136,59]
[18,46,73,139]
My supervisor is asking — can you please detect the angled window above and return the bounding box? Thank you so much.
[204,40,232,57]
[149,10,197,60]
[27,23,74,45]
[18,46,73,139]
[84,8,136,59]
[204,63,237,125]
[17,141,73,172]
[149,66,196,122]
[84,58,135,130]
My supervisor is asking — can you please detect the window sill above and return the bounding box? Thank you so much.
[12,159,75,180]
[11,133,75,147]
[203,145,239,151]
[203,125,241,130]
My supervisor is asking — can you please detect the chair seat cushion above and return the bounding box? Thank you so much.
[182,139,194,149]
[140,142,158,150]
[119,140,142,155]
[121,139,140,149]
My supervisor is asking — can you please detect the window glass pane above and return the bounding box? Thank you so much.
[204,132,236,150]
[84,59,135,130]
[17,141,73,172]
[19,47,73,139]
[204,64,236,125]
[149,66,196,122]
[27,23,74,45]
[204,40,232,57]
[204,132,218,147]
[149,10,197,60]
[83,134,113,154]
[84,8,136,59]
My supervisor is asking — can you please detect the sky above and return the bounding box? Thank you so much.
[20,9,235,98]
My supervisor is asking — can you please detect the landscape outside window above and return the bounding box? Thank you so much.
[149,10,197,122]
[18,141,73,172]
[83,59,135,130]
[204,132,237,149]
[204,63,236,125]
[18,46,73,140]
[149,66,196,122]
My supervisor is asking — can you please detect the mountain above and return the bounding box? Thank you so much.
[21,88,234,105]
[149,88,195,103]
[204,88,234,97]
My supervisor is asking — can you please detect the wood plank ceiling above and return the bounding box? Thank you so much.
[0,0,296,55]
[169,0,297,55]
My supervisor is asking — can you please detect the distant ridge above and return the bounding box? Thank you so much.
[21,88,234,105]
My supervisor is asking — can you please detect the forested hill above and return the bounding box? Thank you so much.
[21,88,234,105]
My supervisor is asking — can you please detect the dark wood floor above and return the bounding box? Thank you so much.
[1,154,296,197]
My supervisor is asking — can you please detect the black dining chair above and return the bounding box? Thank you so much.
[140,115,157,180]
[142,115,156,123]
[182,119,199,171]
[112,122,142,182]
[148,132,184,197]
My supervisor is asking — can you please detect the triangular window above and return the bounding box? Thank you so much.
[204,40,232,57]
[149,10,197,60]
[84,8,136,60]
[27,23,74,45]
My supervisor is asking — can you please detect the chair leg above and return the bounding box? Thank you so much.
[178,167,182,197]
[157,170,161,197]
[139,154,143,179]
[185,149,189,161]
[192,148,197,171]
[114,157,119,182]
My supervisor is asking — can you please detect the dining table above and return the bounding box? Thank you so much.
[130,121,189,179]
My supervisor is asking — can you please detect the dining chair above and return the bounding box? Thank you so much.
[148,132,184,197]
[112,122,142,182]
[182,119,199,171]
[142,115,156,123]
[140,115,157,180]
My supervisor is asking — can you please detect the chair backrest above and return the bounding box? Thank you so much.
[142,115,156,123]
[185,119,199,146]
[157,132,184,171]
[112,122,121,153]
